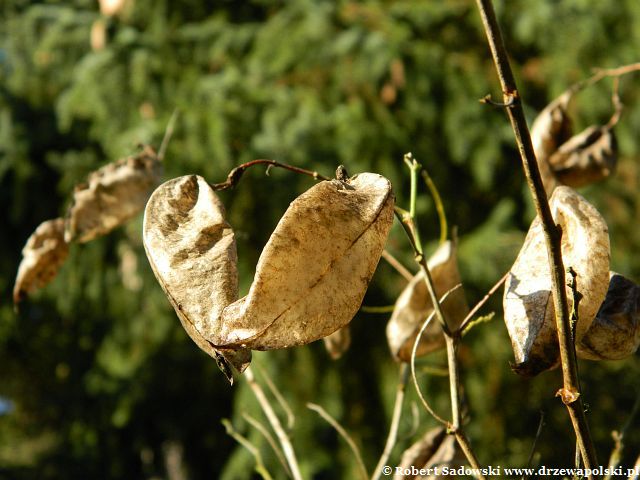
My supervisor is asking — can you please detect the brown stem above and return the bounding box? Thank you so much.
[457,272,508,335]
[474,0,598,473]
[210,159,330,191]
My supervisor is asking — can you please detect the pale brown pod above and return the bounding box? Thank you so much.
[503,186,610,376]
[13,218,69,306]
[386,241,468,362]
[143,175,249,381]
[530,90,574,196]
[323,326,351,360]
[548,125,617,188]
[218,173,394,350]
[65,145,162,243]
[394,427,464,479]
[578,273,640,360]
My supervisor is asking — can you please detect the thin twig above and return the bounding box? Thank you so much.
[410,311,447,426]
[243,413,292,479]
[522,411,545,480]
[360,305,396,314]
[222,419,274,480]
[254,364,295,431]
[158,109,179,162]
[210,159,330,191]
[420,168,448,245]
[474,0,597,472]
[307,402,369,480]
[245,367,303,480]
[371,363,410,480]
[381,249,415,283]
[605,394,640,480]
[458,272,509,335]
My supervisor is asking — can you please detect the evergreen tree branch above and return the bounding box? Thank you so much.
[474,0,598,473]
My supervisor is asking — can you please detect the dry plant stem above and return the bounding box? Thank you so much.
[254,364,295,430]
[222,419,274,480]
[158,109,179,161]
[474,0,597,472]
[371,363,410,480]
[243,413,292,478]
[307,403,369,480]
[629,455,640,480]
[605,394,640,480]
[458,271,508,335]
[245,367,303,480]
[381,249,415,282]
[210,159,330,191]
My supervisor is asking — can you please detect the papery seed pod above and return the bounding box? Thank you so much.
[218,173,394,350]
[65,145,162,243]
[578,272,640,360]
[143,175,249,380]
[13,218,69,305]
[144,172,393,379]
[394,427,464,480]
[386,241,468,362]
[503,186,610,376]
[323,326,351,360]
[530,90,574,196]
[548,125,617,188]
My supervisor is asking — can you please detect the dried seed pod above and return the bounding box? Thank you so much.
[386,241,468,362]
[218,173,394,350]
[578,273,640,360]
[530,90,574,195]
[323,326,351,360]
[13,218,69,305]
[503,186,610,376]
[548,125,617,188]
[143,175,248,379]
[66,145,162,243]
[144,172,393,379]
[394,427,464,479]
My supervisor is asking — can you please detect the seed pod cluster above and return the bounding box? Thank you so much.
[143,172,394,380]
[13,146,162,306]
[531,89,618,195]
[503,186,610,376]
[386,241,468,362]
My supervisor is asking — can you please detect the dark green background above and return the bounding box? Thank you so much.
[2,1,640,478]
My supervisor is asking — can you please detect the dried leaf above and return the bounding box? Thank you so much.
[143,175,249,376]
[323,326,351,360]
[530,90,574,195]
[578,273,640,360]
[218,173,394,350]
[386,241,468,362]
[503,186,610,376]
[394,427,465,479]
[66,145,162,243]
[13,218,69,305]
[548,125,617,188]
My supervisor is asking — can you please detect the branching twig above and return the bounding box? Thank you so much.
[458,272,508,335]
[222,419,274,480]
[243,413,292,478]
[371,363,410,480]
[254,364,295,431]
[245,367,303,480]
[474,0,598,472]
[307,402,369,480]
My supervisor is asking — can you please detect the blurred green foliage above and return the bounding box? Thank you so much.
[1,0,640,478]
